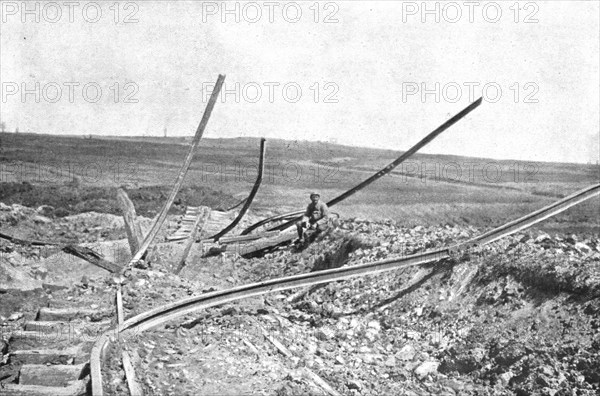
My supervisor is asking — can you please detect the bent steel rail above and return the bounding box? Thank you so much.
[90,183,599,395]
[241,97,483,235]
[209,138,267,241]
[238,210,306,235]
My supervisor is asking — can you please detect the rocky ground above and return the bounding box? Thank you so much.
[1,202,599,395]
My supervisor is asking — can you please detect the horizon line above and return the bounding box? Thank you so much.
[1,130,599,168]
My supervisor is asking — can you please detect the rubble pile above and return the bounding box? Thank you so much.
[1,203,599,395]
[110,219,599,395]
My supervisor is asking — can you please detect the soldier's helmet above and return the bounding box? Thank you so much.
[310,191,320,198]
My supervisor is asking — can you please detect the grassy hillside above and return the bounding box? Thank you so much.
[1,132,598,233]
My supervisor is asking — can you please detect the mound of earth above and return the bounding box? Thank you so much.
[100,220,600,396]
[0,258,43,292]
[0,182,238,218]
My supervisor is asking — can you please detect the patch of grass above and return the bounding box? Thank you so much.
[1,132,598,232]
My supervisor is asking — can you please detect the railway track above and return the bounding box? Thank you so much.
[90,183,600,395]
[165,206,233,242]
[1,74,227,396]
[0,303,113,396]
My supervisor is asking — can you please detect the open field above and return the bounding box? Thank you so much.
[1,132,598,234]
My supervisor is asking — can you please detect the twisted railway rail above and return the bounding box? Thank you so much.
[90,183,600,395]
[241,97,483,235]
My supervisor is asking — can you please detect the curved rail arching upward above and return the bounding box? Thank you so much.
[209,138,267,241]
[90,183,600,395]
[241,97,483,235]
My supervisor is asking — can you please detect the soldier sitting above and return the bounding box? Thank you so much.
[296,192,329,244]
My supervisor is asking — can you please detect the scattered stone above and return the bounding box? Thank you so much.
[37,205,55,216]
[384,356,396,367]
[361,354,375,364]
[31,266,48,280]
[286,370,304,383]
[135,278,147,287]
[566,234,577,245]
[535,234,550,243]
[397,344,416,361]
[499,371,514,386]
[134,260,149,269]
[347,379,363,391]
[33,215,52,224]
[1,260,43,292]
[315,327,334,341]
[574,242,591,254]
[539,365,554,377]
[8,312,24,321]
[471,347,486,363]
[414,361,439,379]
[367,320,381,330]
[221,306,239,316]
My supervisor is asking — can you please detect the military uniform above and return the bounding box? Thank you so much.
[302,201,329,227]
[296,193,329,241]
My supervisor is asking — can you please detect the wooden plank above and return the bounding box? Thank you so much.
[61,245,121,273]
[0,381,87,396]
[234,230,295,256]
[207,211,231,219]
[0,234,121,273]
[116,285,124,325]
[24,321,68,333]
[241,338,259,356]
[19,363,87,386]
[260,326,292,358]
[302,368,342,396]
[9,331,79,350]
[37,307,112,322]
[125,74,225,269]
[122,351,143,396]
[259,325,340,396]
[9,346,81,365]
[0,232,60,247]
[214,231,279,245]
[116,188,144,255]
[175,207,210,274]
[165,235,187,242]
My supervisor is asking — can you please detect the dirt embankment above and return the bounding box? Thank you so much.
[0,181,238,218]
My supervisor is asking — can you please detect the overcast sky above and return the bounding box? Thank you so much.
[1,1,598,164]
